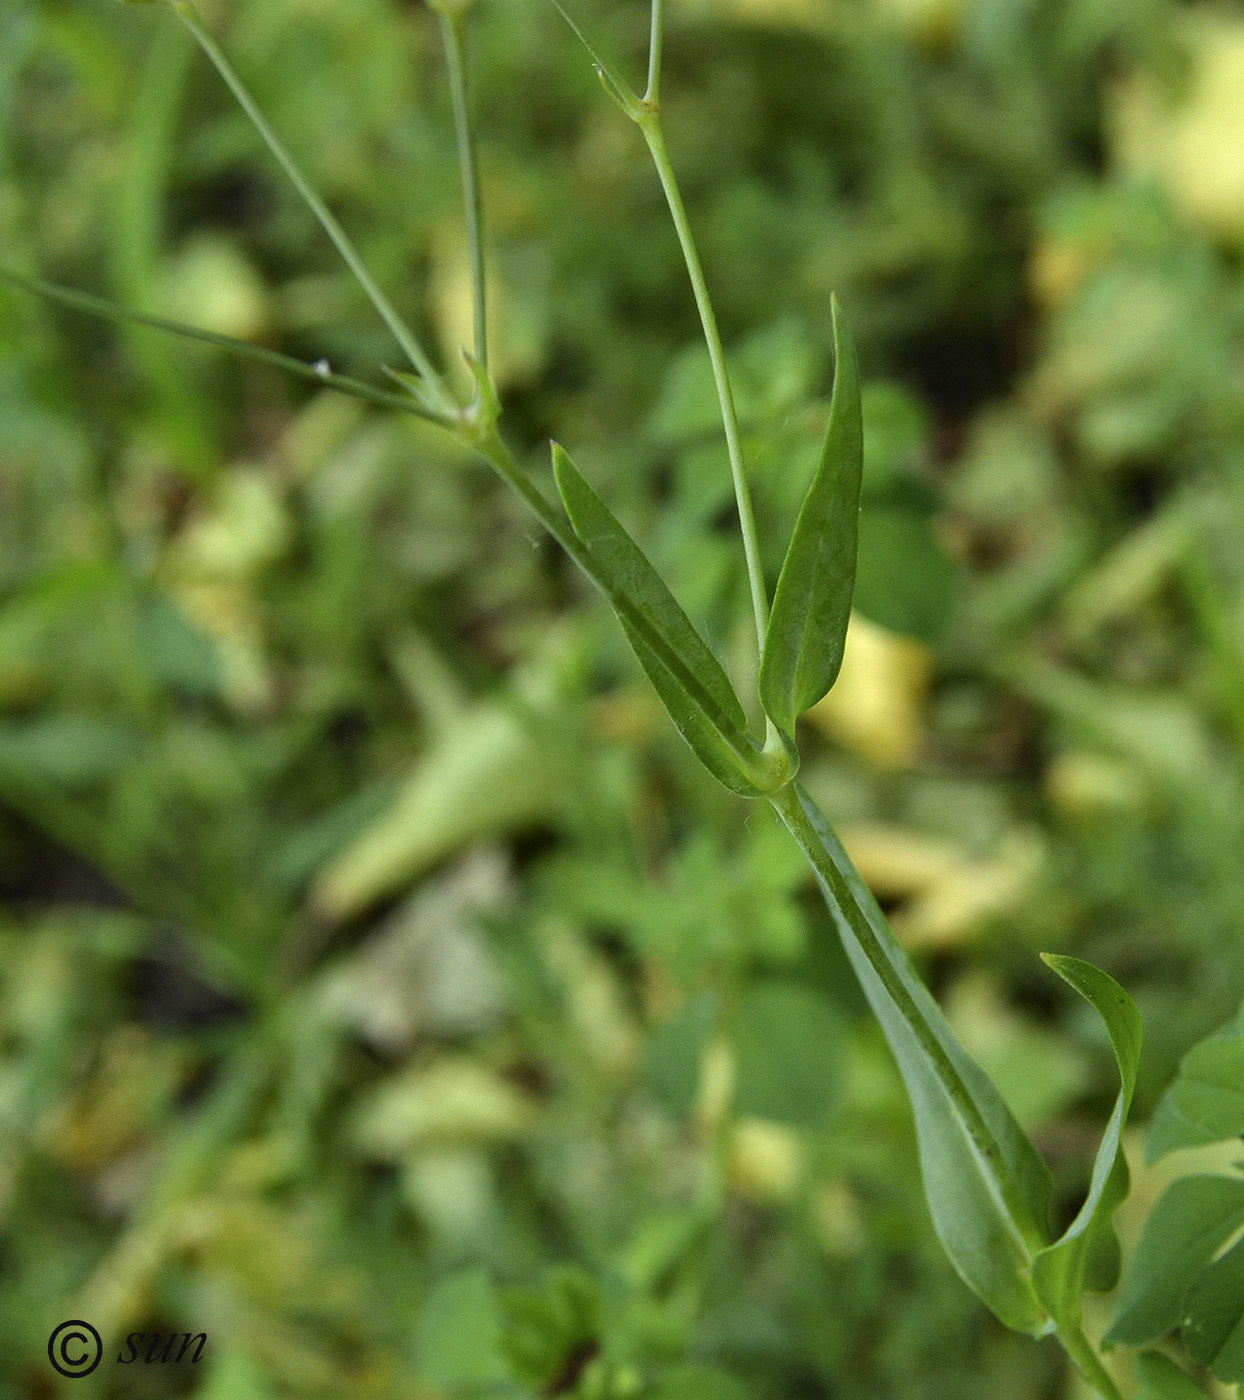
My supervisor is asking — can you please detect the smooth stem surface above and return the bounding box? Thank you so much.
[639,117,769,661]
[645,0,664,103]
[170,0,451,409]
[1056,1326,1126,1400]
[472,429,585,565]
[0,268,446,423]
[438,8,488,373]
[768,781,1045,1250]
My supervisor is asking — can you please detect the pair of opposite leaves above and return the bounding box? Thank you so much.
[551,295,862,794]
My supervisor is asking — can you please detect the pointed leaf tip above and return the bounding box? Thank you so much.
[1039,954,1142,1095]
[759,296,864,735]
[1032,955,1142,1329]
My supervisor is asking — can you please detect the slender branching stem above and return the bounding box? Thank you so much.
[0,268,447,423]
[168,0,452,411]
[639,116,770,664]
[644,0,664,104]
[0,258,770,792]
[640,0,764,666]
[552,0,773,737]
[471,429,584,563]
[437,6,488,373]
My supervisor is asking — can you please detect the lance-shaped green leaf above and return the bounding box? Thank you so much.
[1107,1174,1244,1346]
[771,783,1053,1335]
[1132,1351,1211,1400]
[552,444,766,796]
[759,296,863,735]
[1031,955,1142,1330]
[1183,1233,1244,1382]
[1146,1005,1244,1161]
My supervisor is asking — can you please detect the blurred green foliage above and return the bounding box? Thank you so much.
[3,0,1244,1395]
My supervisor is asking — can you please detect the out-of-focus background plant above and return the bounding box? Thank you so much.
[3,0,1244,1395]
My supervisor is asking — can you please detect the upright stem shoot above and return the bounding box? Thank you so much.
[437,5,488,373]
[1056,1326,1126,1400]
[169,0,452,411]
[639,117,769,664]
[644,0,664,104]
[30,4,1152,1390]
[636,0,772,745]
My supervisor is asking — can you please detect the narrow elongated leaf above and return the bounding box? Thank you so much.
[775,784,1053,1334]
[553,444,765,795]
[616,616,766,795]
[759,297,863,735]
[1183,1234,1244,1381]
[1032,955,1142,1329]
[1107,1174,1244,1345]
[554,446,744,735]
[1132,1351,1210,1400]
[1147,1007,1244,1161]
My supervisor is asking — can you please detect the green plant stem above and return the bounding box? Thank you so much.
[437,6,488,373]
[637,115,769,664]
[1056,1325,1126,1400]
[0,268,447,423]
[644,0,664,103]
[767,780,1046,1251]
[168,0,453,412]
[0,260,767,790]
